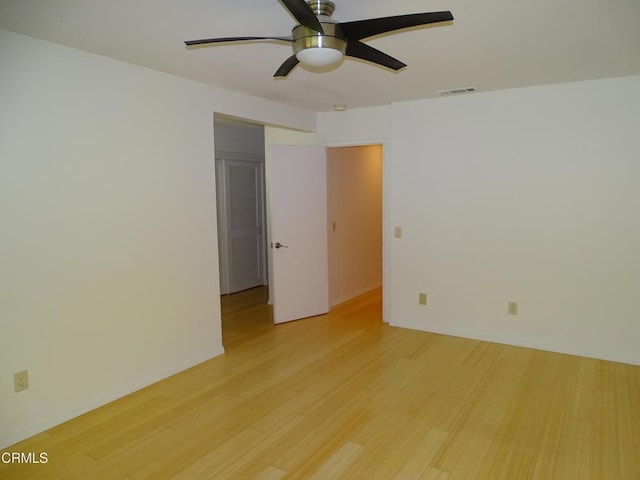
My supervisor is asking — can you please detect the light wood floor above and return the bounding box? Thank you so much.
[2,287,639,479]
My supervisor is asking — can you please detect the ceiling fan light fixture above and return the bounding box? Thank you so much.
[296,47,343,67]
[185,0,454,78]
[292,20,346,69]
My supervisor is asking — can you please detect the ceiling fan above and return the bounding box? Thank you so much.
[185,0,453,77]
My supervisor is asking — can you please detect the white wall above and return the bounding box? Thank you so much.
[317,106,389,146]
[0,29,316,448]
[388,76,640,365]
[319,75,640,366]
[327,146,383,306]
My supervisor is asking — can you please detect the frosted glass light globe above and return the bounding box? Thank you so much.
[296,47,343,67]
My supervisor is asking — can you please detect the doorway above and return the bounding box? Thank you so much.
[327,144,383,307]
[220,285,271,348]
[215,118,383,343]
[213,116,267,296]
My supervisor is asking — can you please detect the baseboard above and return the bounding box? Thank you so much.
[0,345,225,449]
[330,282,382,307]
[391,321,640,366]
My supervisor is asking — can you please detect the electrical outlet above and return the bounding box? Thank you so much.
[14,370,29,393]
[508,302,518,315]
[419,293,427,305]
[394,226,402,239]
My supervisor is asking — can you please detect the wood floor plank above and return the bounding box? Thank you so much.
[254,465,288,480]
[2,287,639,479]
[392,428,449,479]
[420,466,451,480]
[306,441,365,480]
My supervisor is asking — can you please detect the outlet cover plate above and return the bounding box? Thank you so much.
[14,370,29,393]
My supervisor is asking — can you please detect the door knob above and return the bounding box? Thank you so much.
[272,242,288,249]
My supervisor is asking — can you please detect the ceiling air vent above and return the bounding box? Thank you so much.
[438,87,476,96]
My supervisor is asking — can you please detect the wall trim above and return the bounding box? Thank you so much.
[390,322,640,367]
[331,283,382,308]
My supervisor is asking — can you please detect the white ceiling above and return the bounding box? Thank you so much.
[1,0,639,112]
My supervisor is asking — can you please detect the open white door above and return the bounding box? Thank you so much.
[269,144,329,324]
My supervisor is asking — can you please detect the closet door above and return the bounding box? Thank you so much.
[220,158,266,294]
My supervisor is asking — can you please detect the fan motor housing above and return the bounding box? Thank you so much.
[292,21,347,56]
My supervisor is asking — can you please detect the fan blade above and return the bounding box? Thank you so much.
[185,36,292,46]
[280,0,324,33]
[346,41,406,71]
[339,11,453,41]
[274,55,300,77]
